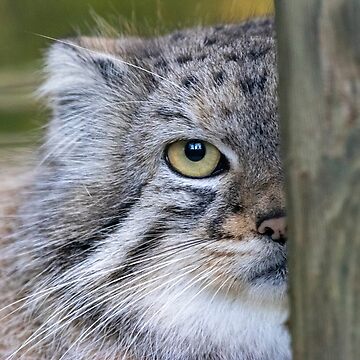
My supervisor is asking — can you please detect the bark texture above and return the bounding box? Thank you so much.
[275,0,360,359]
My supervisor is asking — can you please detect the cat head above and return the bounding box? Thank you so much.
[19,17,287,354]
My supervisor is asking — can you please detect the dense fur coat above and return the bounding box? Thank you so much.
[0,18,291,359]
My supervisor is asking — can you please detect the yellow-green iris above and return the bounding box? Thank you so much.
[167,140,221,178]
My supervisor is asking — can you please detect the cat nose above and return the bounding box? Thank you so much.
[256,214,287,244]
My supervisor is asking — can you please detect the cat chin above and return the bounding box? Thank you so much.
[248,262,288,288]
[223,277,288,309]
[228,254,288,304]
[138,281,290,360]
[246,280,288,308]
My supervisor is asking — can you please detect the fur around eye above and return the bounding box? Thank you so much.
[166,139,227,178]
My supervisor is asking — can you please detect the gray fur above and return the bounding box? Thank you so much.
[3,17,290,359]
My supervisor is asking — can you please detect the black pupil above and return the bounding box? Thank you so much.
[184,140,206,162]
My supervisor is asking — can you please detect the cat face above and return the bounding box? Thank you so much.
[18,18,289,358]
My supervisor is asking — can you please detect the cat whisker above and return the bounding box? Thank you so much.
[58,261,206,359]
[160,263,228,340]
[154,261,228,349]
[13,256,202,360]
[0,238,205,317]
[208,271,233,305]
[121,262,222,359]
[5,240,208,359]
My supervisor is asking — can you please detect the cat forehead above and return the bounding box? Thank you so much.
[43,18,278,167]
[135,22,278,160]
[147,21,276,82]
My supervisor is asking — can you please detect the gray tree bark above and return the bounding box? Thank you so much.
[275,0,360,359]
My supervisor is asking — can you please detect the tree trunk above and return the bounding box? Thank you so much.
[275,0,360,359]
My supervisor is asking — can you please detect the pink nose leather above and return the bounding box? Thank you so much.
[257,216,287,240]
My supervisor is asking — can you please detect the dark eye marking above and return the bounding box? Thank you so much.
[164,195,216,218]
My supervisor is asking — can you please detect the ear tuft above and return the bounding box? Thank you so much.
[39,38,130,102]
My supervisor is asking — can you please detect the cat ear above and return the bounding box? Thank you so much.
[38,37,157,164]
[40,37,152,112]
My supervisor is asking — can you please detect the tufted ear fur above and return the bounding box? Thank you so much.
[40,37,157,132]
[38,37,158,168]
[40,36,151,103]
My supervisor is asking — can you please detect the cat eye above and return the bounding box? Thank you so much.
[166,139,227,178]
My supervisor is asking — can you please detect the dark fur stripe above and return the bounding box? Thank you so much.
[128,224,166,260]
[166,185,217,198]
[155,107,190,120]
[53,198,142,268]
[164,198,215,218]
[109,223,168,281]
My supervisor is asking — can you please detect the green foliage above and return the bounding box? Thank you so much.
[0,0,273,136]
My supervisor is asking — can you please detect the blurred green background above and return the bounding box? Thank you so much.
[0,0,273,148]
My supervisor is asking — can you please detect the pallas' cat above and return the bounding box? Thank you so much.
[0,17,290,360]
